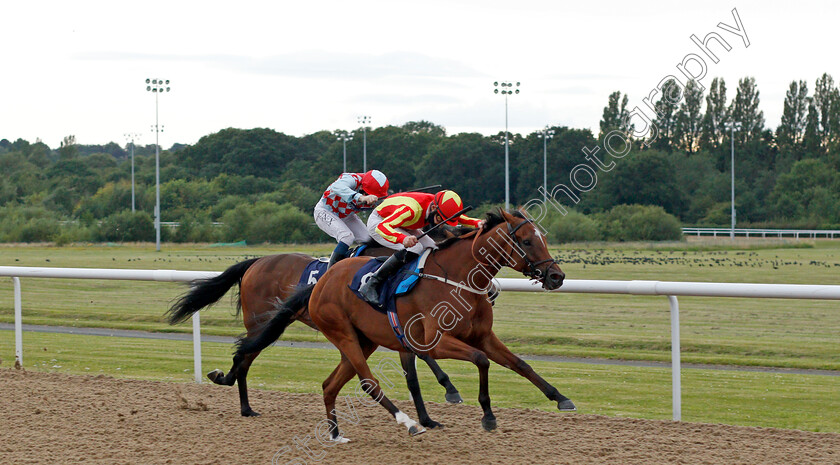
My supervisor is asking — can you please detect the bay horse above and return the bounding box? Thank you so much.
[236,209,575,440]
[166,242,462,417]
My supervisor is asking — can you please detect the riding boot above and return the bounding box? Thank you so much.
[358,249,417,306]
[328,242,350,269]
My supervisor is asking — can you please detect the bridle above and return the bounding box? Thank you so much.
[471,216,558,280]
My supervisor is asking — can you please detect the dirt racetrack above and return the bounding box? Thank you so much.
[2,368,839,464]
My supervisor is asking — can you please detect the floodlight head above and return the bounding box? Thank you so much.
[146,78,150,84]
[494,81,499,86]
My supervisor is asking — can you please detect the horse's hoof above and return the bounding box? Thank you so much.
[408,425,426,436]
[445,391,463,404]
[207,369,224,383]
[557,399,577,411]
[481,415,497,432]
[331,436,351,444]
[241,409,261,417]
[422,419,444,429]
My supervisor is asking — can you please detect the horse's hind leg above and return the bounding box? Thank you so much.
[207,351,261,417]
[417,353,462,404]
[400,352,443,429]
[321,343,376,443]
[328,330,425,436]
[234,352,260,416]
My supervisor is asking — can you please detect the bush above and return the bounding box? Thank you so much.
[171,213,222,243]
[55,224,97,246]
[545,210,603,243]
[221,201,315,244]
[0,204,62,242]
[596,204,683,241]
[97,210,155,242]
[19,218,60,242]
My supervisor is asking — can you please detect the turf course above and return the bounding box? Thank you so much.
[1,240,839,432]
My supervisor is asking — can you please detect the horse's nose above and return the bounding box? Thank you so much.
[546,268,565,289]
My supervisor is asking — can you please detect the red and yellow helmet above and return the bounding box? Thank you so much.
[433,190,464,226]
[361,170,389,198]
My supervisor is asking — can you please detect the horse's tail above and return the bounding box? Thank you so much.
[166,257,262,325]
[235,284,315,355]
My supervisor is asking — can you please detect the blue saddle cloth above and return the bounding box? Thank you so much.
[297,258,330,287]
[348,255,424,314]
[297,245,370,287]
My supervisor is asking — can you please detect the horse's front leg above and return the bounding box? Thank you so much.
[399,352,443,429]
[430,335,496,431]
[479,332,576,412]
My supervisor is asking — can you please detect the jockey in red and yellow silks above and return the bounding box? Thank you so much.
[358,190,483,306]
[373,191,482,245]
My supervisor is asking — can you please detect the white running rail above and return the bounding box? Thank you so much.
[3,265,840,421]
[683,227,840,239]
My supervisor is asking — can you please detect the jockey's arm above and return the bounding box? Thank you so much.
[457,215,483,228]
[327,174,363,203]
[375,205,415,245]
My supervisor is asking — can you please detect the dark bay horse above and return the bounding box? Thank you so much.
[237,209,575,440]
[166,243,462,417]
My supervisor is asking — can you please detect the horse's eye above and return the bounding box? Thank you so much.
[523,239,532,246]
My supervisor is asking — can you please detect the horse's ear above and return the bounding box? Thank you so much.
[498,207,513,222]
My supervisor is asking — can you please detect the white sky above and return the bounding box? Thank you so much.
[1,0,837,149]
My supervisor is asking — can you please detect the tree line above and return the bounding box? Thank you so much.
[0,73,837,243]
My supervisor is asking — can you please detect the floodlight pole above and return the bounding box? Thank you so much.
[124,133,141,212]
[539,126,555,204]
[494,81,520,209]
[335,130,353,173]
[358,116,370,172]
[146,78,170,252]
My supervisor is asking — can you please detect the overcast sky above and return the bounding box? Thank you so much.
[1,0,836,149]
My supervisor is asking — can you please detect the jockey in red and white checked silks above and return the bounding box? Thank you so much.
[314,170,389,267]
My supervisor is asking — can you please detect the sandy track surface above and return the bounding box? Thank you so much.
[2,369,838,464]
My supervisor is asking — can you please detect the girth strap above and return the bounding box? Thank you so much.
[386,309,415,353]
[409,271,489,295]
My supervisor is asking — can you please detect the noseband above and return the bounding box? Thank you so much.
[471,217,558,280]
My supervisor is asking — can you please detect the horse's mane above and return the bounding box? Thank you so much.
[435,209,526,250]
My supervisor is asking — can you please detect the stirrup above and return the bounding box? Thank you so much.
[359,277,382,306]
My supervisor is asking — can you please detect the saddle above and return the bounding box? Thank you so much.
[348,249,432,314]
[296,245,374,287]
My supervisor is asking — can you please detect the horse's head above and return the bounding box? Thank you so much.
[476,208,565,290]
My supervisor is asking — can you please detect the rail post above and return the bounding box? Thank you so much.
[13,277,22,367]
[192,312,202,383]
[668,295,681,421]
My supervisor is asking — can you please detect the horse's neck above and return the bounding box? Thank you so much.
[429,226,508,291]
